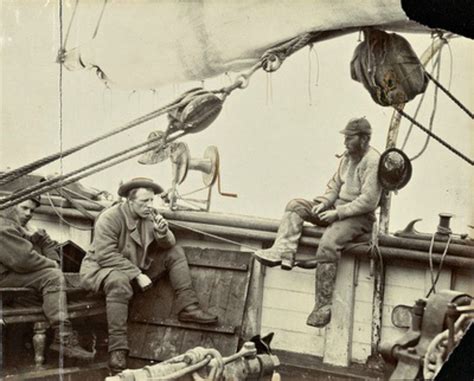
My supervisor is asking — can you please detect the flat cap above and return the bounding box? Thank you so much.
[340,117,372,136]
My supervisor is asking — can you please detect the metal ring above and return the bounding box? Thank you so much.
[235,74,250,89]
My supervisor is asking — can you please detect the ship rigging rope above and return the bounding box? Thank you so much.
[400,47,442,152]
[168,220,260,252]
[426,234,452,298]
[0,57,260,188]
[425,71,474,119]
[46,193,94,231]
[396,109,473,166]
[0,100,184,186]
[0,132,185,210]
[411,49,442,161]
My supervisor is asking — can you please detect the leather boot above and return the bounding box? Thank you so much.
[50,326,95,360]
[254,211,304,270]
[109,349,128,374]
[106,300,129,353]
[306,262,337,328]
[178,304,218,324]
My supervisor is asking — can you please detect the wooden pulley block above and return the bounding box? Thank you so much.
[168,87,223,134]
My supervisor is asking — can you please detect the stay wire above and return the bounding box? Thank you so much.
[92,0,108,39]
[62,0,79,51]
[168,220,260,252]
[425,71,473,119]
[396,109,473,166]
[0,100,183,186]
[58,0,66,373]
[0,132,183,210]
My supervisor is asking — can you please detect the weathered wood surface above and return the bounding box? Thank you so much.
[128,247,253,361]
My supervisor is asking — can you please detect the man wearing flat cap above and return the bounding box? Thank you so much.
[80,177,217,372]
[255,117,382,328]
[0,193,94,360]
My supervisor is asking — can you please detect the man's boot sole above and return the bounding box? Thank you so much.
[281,258,294,271]
[178,316,218,325]
[254,254,282,267]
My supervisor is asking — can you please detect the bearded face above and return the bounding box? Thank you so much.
[344,134,369,157]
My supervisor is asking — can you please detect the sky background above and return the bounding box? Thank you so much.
[1,1,473,236]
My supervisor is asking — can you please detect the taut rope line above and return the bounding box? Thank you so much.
[0,100,184,186]
[397,109,473,166]
[0,132,184,210]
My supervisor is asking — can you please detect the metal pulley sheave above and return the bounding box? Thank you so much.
[168,88,224,134]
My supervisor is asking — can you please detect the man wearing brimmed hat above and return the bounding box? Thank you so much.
[80,177,218,373]
[255,117,382,328]
[0,193,95,360]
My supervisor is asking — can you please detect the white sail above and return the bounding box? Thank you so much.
[63,0,421,90]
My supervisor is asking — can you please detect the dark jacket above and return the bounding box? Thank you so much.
[80,202,175,292]
[0,215,58,277]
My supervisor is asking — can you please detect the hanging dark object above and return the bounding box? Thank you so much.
[350,29,429,107]
[378,148,413,191]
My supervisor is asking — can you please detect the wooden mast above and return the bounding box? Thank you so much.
[369,34,452,368]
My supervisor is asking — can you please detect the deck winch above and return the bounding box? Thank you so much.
[381,289,473,380]
[163,142,236,211]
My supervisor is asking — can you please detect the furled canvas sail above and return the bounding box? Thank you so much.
[63,0,421,90]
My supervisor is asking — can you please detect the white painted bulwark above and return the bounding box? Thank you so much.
[323,255,357,367]
[261,264,325,356]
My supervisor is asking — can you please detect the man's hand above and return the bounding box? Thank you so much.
[152,213,169,235]
[136,273,152,291]
[318,210,339,224]
[311,203,326,216]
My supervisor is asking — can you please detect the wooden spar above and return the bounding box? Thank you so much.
[370,35,452,368]
[379,35,452,233]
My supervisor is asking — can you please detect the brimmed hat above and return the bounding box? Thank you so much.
[118,177,164,197]
[378,148,412,191]
[340,117,372,136]
[28,194,42,207]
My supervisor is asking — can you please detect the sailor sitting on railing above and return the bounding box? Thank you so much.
[80,177,218,373]
[0,192,95,360]
[255,117,382,328]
